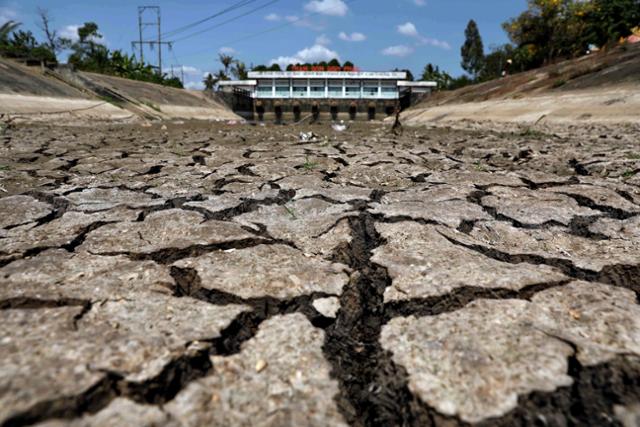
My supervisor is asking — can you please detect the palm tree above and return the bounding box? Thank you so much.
[0,21,21,42]
[214,69,229,82]
[232,60,248,80]
[203,73,218,91]
[218,53,234,77]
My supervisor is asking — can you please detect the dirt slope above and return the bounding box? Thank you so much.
[404,43,640,126]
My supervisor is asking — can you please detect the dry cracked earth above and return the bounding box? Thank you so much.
[1,119,640,427]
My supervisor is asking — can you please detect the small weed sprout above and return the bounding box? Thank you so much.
[474,161,487,172]
[283,205,297,220]
[143,101,161,112]
[520,128,546,139]
[303,156,318,171]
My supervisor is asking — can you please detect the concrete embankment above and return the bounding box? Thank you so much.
[0,58,240,124]
[402,43,640,127]
[403,85,640,126]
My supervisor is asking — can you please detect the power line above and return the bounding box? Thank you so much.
[225,0,358,45]
[175,0,358,61]
[162,0,260,38]
[172,0,280,44]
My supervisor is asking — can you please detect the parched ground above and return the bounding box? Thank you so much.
[1,119,640,427]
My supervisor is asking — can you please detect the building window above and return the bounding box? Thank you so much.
[292,80,307,97]
[310,80,324,97]
[275,80,289,97]
[381,84,397,97]
[345,84,360,97]
[328,83,342,97]
[363,83,378,97]
[257,85,272,96]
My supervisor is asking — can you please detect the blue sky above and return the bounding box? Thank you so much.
[1,0,527,89]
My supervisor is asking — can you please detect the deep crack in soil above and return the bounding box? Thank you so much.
[323,206,436,426]
[440,232,640,300]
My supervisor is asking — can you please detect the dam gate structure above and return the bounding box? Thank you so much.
[218,70,436,122]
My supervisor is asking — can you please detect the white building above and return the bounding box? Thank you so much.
[218,71,436,100]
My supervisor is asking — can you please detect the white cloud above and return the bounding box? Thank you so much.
[397,22,419,38]
[396,21,450,50]
[185,81,205,90]
[381,45,414,57]
[219,46,236,55]
[60,25,80,42]
[265,13,281,21]
[0,6,18,24]
[338,31,366,42]
[316,34,331,45]
[270,44,340,68]
[164,65,202,76]
[304,0,348,17]
[284,15,325,31]
[182,66,200,74]
[414,0,426,6]
[419,37,451,49]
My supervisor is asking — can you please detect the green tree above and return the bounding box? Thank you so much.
[394,68,414,81]
[203,73,218,90]
[232,60,248,79]
[68,22,108,69]
[78,22,100,43]
[268,63,281,71]
[461,19,485,79]
[583,0,640,46]
[502,0,580,66]
[327,58,341,67]
[218,53,234,76]
[420,63,454,90]
[449,75,474,90]
[0,20,21,42]
[214,69,229,82]
[0,29,56,62]
[64,23,182,88]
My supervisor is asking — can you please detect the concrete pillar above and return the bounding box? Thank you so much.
[342,79,346,98]
[325,78,328,98]
[307,78,311,98]
[378,79,382,98]
[289,79,293,99]
[272,79,275,98]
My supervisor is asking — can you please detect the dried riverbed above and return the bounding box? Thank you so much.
[1,119,640,426]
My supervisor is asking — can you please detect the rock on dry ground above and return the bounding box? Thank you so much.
[0,119,640,426]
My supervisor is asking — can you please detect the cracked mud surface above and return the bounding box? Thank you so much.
[1,120,640,426]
